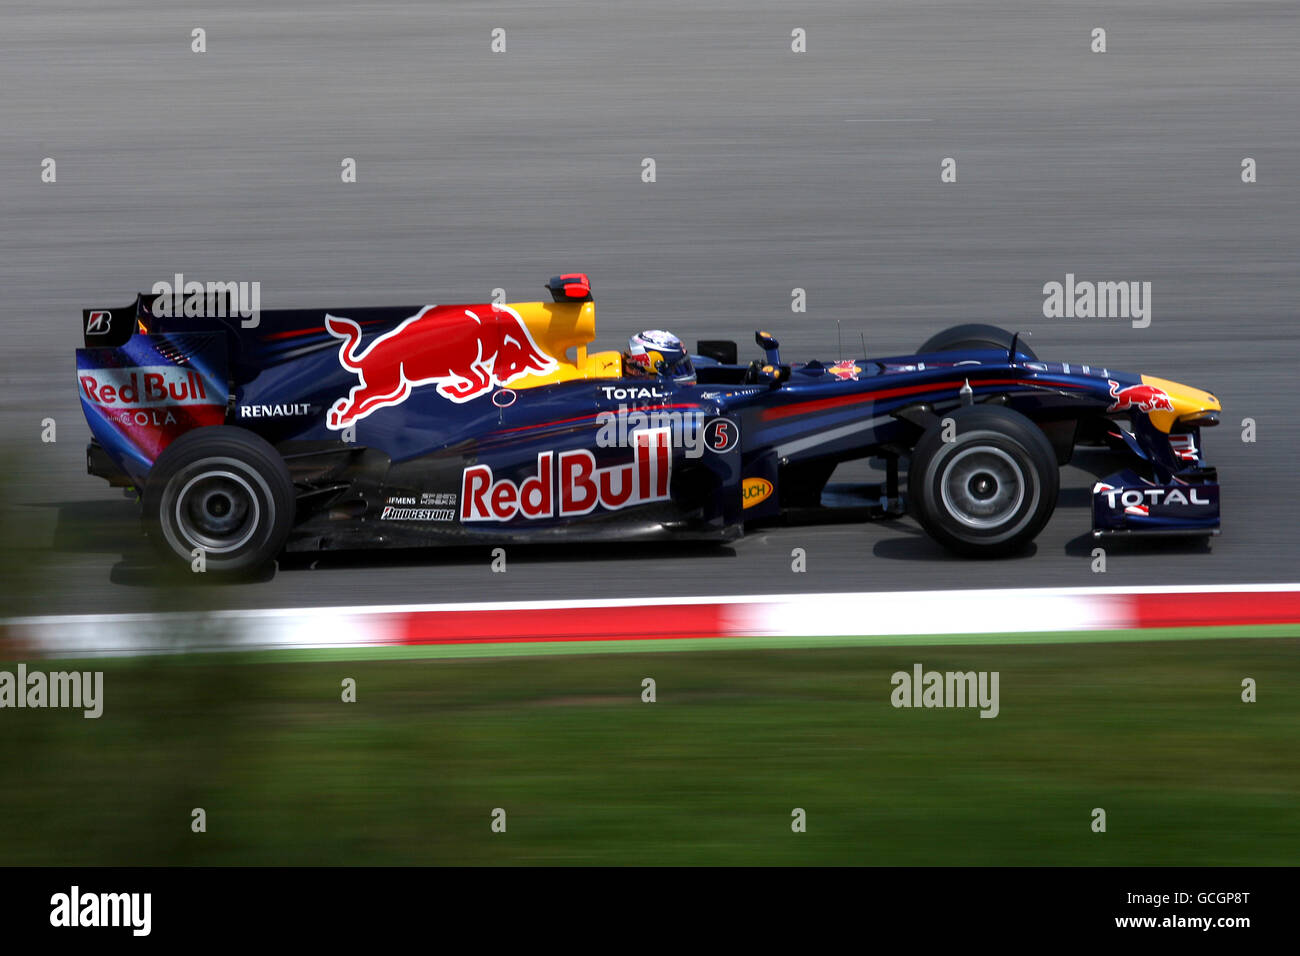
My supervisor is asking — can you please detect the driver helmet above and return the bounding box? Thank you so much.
[627,329,696,385]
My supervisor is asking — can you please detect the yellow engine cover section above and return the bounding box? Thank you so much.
[502,300,623,385]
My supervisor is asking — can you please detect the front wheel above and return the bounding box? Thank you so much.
[907,406,1058,557]
[142,426,295,574]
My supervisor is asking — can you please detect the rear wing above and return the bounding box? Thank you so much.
[81,303,139,347]
[83,274,594,349]
[82,290,248,347]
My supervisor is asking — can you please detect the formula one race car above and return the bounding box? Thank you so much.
[76,274,1222,573]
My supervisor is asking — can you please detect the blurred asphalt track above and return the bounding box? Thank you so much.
[1,1,1297,614]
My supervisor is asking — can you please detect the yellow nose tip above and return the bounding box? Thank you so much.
[1140,375,1222,432]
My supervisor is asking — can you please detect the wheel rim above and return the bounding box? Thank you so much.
[173,469,261,554]
[939,446,1026,530]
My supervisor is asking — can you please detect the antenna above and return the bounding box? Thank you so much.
[837,320,843,362]
[860,332,867,358]
[1008,330,1032,365]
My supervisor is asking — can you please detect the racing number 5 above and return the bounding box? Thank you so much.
[704,418,738,454]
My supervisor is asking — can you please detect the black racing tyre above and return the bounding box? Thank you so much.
[918,323,1038,361]
[142,426,295,574]
[907,406,1059,557]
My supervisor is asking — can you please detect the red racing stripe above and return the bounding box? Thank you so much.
[262,319,390,342]
[761,378,1086,421]
[1132,591,1300,629]
[396,603,730,645]
[488,403,701,437]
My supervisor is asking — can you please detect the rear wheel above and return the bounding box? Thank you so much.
[142,427,295,574]
[908,406,1058,557]
[918,323,1038,361]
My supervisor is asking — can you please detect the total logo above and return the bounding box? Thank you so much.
[462,428,672,522]
[600,386,669,401]
[1095,483,1212,513]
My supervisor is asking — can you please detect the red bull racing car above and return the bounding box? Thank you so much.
[76,274,1222,574]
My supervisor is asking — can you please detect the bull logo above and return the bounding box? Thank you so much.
[1107,379,1175,413]
[826,360,862,381]
[324,304,557,429]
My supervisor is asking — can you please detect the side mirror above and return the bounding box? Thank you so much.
[696,339,738,364]
[755,330,781,366]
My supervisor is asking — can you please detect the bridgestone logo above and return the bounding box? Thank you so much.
[381,507,455,521]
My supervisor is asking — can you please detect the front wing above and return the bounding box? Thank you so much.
[1091,421,1221,537]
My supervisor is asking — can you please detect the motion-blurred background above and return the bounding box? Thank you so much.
[1,1,1297,864]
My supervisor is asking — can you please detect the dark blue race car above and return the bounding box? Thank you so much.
[76,274,1223,574]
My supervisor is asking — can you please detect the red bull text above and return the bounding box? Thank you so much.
[461,428,672,522]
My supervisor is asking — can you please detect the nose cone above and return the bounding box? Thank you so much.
[1140,374,1221,432]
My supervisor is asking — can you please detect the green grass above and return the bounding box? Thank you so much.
[1,638,1296,865]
